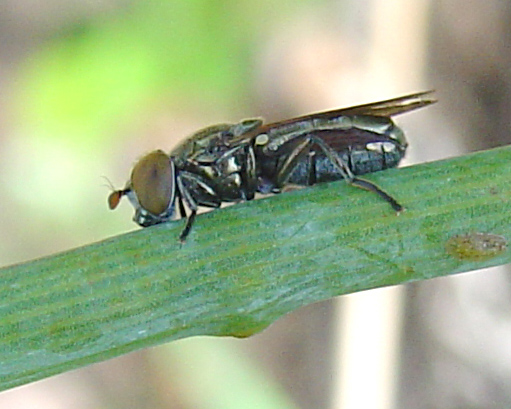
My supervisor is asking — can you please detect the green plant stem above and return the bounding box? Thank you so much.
[1,145,511,391]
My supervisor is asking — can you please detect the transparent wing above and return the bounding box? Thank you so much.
[227,91,436,145]
[261,90,436,130]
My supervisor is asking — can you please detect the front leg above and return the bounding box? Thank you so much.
[177,171,222,241]
[176,189,187,219]
[178,209,197,242]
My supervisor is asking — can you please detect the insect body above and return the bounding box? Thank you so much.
[109,91,436,241]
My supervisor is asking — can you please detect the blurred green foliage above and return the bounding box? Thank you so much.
[14,0,316,147]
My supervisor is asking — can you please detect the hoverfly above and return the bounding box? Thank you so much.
[109,91,436,241]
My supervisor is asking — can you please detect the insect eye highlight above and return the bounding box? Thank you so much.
[131,150,175,216]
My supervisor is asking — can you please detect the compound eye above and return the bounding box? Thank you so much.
[131,150,175,215]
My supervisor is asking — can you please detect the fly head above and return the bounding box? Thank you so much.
[108,150,176,227]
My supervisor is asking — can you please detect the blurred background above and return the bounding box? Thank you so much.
[1,0,511,408]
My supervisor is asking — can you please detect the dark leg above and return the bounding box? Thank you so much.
[176,176,200,242]
[351,178,403,212]
[176,171,222,241]
[309,135,403,212]
[177,192,187,219]
[273,137,315,187]
[179,209,197,242]
[270,133,403,212]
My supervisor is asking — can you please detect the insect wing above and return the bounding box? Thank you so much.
[322,90,436,117]
[260,91,436,133]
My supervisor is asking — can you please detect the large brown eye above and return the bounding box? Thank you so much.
[131,150,174,215]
